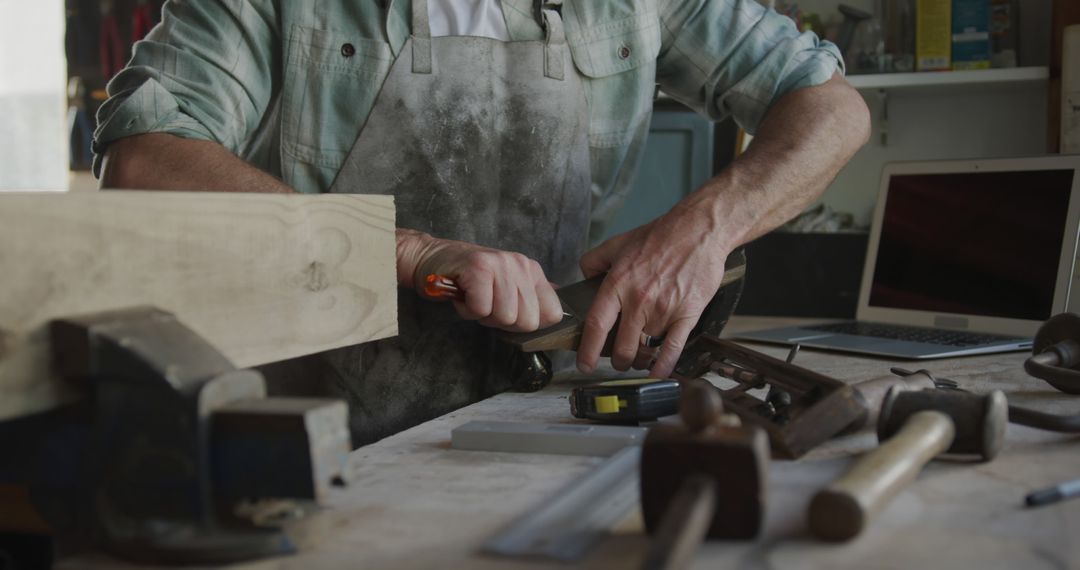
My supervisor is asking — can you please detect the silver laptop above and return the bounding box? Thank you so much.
[736,155,1080,359]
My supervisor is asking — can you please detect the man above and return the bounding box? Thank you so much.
[95,0,870,445]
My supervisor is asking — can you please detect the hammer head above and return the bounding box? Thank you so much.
[878,388,1008,461]
[640,381,769,539]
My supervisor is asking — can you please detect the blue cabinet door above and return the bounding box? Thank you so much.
[602,109,716,240]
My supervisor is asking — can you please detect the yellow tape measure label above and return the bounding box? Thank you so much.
[594,395,628,414]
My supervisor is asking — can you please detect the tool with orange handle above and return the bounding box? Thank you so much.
[425,274,573,317]
[424,274,464,301]
[422,273,564,393]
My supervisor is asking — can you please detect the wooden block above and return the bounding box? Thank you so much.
[640,381,769,548]
[0,191,397,420]
[640,424,769,540]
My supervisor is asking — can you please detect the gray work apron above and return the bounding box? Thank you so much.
[263,0,592,446]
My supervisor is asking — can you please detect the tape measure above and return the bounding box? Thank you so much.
[569,378,681,422]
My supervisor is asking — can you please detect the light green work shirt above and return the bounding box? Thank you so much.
[94,0,843,240]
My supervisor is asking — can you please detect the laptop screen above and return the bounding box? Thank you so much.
[868,169,1076,321]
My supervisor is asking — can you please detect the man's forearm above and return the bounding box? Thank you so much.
[575,74,870,376]
[103,133,419,282]
[100,133,294,193]
[679,74,871,253]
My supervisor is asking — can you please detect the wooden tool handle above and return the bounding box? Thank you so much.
[641,474,717,570]
[808,410,955,541]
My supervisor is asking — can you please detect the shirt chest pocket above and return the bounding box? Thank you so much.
[562,0,662,236]
[282,25,393,174]
[563,0,661,148]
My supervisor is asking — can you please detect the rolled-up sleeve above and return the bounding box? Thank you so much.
[656,0,844,134]
[92,0,279,176]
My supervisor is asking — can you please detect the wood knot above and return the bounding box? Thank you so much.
[304,261,331,292]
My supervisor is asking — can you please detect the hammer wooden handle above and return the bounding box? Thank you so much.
[808,410,955,541]
[641,475,717,570]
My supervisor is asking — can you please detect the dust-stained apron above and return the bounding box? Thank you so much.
[262,0,592,445]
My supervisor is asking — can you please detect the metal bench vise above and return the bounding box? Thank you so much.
[3,307,351,565]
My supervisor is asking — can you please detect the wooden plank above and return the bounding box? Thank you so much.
[0,191,397,420]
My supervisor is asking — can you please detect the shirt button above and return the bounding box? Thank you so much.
[341,43,356,58]
[618,45,631,59]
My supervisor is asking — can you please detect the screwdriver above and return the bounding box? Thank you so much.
[424,274,463,301]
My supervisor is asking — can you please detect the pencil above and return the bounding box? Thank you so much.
[1025,477,1080,507]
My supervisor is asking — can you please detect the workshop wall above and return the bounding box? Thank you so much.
[0,1,67,191]
[0,1,163,192]
[724,0,1065,317]
[65,0,165,174]
[789,0,1054,227]
[824,84,1048,227]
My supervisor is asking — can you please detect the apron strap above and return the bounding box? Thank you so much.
[540,1,566,81]
[411,0,433,74]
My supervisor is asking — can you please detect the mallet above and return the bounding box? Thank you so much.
[808,388,1007,541]
[640,380,769,570]
[841,369,946,433]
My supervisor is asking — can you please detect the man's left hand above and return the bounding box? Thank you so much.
[574,73,872,378]
[576,203,730,379]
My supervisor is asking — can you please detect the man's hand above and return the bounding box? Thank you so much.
[576,74,870,378]
[397,229,563,332]
[576,200,729,379]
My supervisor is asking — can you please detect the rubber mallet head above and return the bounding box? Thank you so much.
[808,387,1007,542]
[878,388,1008,461]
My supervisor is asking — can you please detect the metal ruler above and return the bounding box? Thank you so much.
[482,445,641,562]
[452,420,646,456]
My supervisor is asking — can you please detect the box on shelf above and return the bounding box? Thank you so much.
[1064,25,1080,155]
[990,0,1018,68]
[952,0,992,69]
[917,0,952,71]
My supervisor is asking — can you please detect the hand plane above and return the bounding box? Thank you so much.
[497,249,747,391]
[500,249,748,354]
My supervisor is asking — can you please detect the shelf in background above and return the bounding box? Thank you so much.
[846,66,1049,91]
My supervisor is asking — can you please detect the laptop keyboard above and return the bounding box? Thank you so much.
[803,321,1028,347]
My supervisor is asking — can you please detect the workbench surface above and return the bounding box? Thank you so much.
[65,317,1080,570]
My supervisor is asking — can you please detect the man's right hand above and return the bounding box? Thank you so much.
[396,229,562,333]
